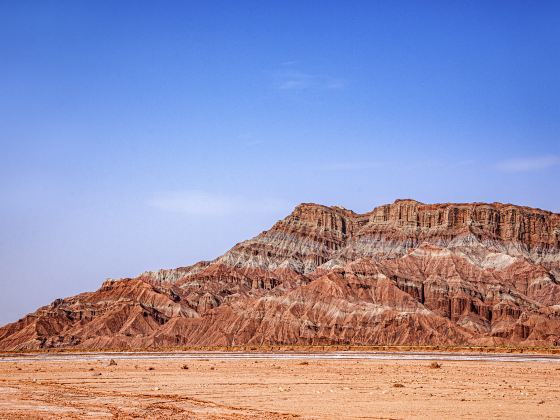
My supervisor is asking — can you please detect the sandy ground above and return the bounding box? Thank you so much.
[0,354,559,419]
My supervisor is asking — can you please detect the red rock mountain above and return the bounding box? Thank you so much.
[1,199,560,350]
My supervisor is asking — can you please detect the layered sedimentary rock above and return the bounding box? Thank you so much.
[1,199,560,350]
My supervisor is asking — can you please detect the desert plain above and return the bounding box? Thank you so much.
[0,352,559,419]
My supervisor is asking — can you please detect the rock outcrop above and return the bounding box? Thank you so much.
[1,199,560,350]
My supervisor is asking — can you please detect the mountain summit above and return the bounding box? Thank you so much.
[1,200,559,350]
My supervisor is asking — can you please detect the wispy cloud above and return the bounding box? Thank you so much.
[496,155,560,172]
[149,191,286,216]
[243,139,264,146]
[273,69,346,91]
[319,161,386,171]
[316,159,475,172]
[237,133,264,146]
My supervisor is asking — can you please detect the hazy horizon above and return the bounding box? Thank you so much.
[1,1,559,325]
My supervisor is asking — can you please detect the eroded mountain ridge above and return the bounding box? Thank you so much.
[1,199,559,350]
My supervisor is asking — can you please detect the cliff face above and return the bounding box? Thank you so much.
[219,200,560,274]
[1,200,560,350]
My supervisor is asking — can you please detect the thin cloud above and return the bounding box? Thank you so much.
[496,155,560,172]
[317,160,475,172]
[237,133,264,146]
[274,69,346,91]
[319,162,386,171]
[243,139,264,146]
[149,191,285,216]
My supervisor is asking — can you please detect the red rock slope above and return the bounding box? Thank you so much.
[1,199,560,350]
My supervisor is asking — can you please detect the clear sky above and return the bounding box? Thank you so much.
[1,1,559,324]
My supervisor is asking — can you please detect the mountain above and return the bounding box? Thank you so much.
[1,199,560,351]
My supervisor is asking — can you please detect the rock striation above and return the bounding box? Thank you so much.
[1,199,560,350]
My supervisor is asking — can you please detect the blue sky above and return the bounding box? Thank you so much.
[1,1,559,324]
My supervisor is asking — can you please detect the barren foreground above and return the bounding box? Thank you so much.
[1,353,559,419]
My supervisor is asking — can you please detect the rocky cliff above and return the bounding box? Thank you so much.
[1,199,559,350]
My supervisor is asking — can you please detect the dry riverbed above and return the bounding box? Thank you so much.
[0,355,559,419]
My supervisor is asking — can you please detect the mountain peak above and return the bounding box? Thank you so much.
[392,198,424,204]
